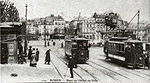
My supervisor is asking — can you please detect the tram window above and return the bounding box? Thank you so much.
[83,42,87,46]
[121,44,124,51]
[72,42,77,49]
[113,44,117,50]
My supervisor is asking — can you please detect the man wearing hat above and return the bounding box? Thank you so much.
[68,56,77,78]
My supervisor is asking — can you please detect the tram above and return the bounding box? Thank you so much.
[104,37,146,68]
[65,37,89,63]
[146,43,150,52]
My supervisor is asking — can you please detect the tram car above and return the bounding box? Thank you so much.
[65,38,89,63]
[104,37,146,68]
[146,43,150,52]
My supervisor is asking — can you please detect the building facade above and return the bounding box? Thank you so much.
[27,15,66,39]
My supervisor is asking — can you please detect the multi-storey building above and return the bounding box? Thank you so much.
[128,22,148,40]
[27,15,66,39]
[81,17,96,40]
[144,24,150,42]
[93,12,124,39]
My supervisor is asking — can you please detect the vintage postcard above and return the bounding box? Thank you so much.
[0,0,150,83]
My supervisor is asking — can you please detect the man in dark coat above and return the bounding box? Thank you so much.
[18,43,23,55]
[35,48,39,62]
[47,41,50,46]
[104,41,109,59]
[45,49,51,64]
[53,42,55,46]
[28,46,32,60]
[131,44,137,68]
[68,56,77,78]
[61,42,63,48]
[125,45,131,64]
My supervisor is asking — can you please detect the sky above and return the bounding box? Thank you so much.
[7,0,150,23]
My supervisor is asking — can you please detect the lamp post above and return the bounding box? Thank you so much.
[44,18,47,47]
[24,4,28,56]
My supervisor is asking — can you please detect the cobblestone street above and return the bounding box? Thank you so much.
[1,40,150,83]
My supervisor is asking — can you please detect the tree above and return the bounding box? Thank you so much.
[0,0,20,22]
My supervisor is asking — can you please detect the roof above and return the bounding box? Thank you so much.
[108,41,125,44]
[125,40,146,43]
[72,38,89,41]
[0,22,22,26]
[0,25,13,28]
[111,37,128,39]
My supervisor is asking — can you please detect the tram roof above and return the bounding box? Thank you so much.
[110,37,128,39]
[125,40,146,43]
[108,41,125,44]
[65,38,89,41]
[71,38,89,41]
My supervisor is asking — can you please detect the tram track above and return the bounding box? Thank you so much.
[95,54,150,78]
[54,47,123,82]
[89,60,131,80]
[53,47,98,81]
[54,44,149,82]
[89,47,150,78]
[55,48,126,82]
[51,60,63,79]
[51,48,84,80]
[86,63,124,81]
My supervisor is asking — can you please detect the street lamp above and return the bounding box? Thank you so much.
[24,4,28,56]
[44,18,47,47]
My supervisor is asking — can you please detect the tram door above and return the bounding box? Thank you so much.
[1,43,8,64]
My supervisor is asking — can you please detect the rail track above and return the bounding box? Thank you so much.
[52,47,98,81]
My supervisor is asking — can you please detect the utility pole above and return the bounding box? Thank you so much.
[24,4,28,56]
[44,18,47,47]
[76,12,81,37]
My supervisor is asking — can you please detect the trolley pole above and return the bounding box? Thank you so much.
[137,10,140,40]
[24,4,28,56]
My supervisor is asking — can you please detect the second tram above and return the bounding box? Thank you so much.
[104,37,147,68]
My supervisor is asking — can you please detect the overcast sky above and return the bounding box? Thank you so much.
[10,0,150,23]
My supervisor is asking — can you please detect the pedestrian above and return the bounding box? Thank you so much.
[28,46,32,60]
[104,41,109,59]
[18,52,26,64]
[131,44,137,68]
[125,44,131,64]
[53,42,55,46]
[61,42,63,48]
[45,49,51,65]
[47,41,50,46]
[18,42,23,55]
[145,51,150,69]
[30,48,37,67]
[67,56,77,78]
[35,48,39,62]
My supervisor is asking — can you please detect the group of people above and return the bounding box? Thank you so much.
[28,46,39,67]
[26,40,77,78]
[28,46,52,67]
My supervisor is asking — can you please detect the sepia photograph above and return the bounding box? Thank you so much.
[0,0,150,83]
